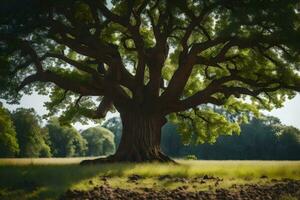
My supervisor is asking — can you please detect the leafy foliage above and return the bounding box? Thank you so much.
[11,108,51,157]
[0,103,19,157]
[46,118,87,157]
[169,107,241,144]
[81,126,115,156]
[102,117,122,147]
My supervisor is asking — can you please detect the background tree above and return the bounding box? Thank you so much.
[40,127,53,157]
[1,0,300,162]
[102,117,122,147]
[46,118,87,157]
[161,116,300,160]
[276,126,300,160]
[160,123,182,157]
[0,103,19,157]
[12,108,51,157]
[82,126,115,156]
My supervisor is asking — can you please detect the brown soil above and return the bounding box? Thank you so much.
[60,179,300,200]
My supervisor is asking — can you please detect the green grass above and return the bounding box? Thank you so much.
[0,158,299,200]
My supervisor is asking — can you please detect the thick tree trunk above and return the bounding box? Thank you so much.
[81,112,174,164]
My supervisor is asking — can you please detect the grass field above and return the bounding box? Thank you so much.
[0,158,299,200]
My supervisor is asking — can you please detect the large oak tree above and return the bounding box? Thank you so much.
[1,0,300,163]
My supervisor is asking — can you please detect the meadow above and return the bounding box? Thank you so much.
[0,158,299,200]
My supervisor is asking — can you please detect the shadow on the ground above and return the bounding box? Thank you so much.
[0,162,135,200]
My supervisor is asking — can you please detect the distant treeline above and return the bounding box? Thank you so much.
[1,104,299,160]
[104,116,300,160]
[0,105,115,158]
[160,117,300,160]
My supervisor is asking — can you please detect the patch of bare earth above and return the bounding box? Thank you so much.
[61,179,300,200]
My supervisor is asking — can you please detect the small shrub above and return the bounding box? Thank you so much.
[185,155,197,160]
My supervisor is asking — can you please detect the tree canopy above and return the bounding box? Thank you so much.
[12,108,51,157]
[0,103,19,157]
[81,126,115,156]
[1,0,300,162]
[46,118,87,157]
[102,117,122,146]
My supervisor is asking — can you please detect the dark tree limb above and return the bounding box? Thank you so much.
[41,53,100,75]
[18,70,102,96]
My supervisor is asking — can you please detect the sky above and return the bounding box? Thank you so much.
[1,94,118,130]
[1,93,300,129]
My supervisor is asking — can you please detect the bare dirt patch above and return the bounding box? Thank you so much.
[61,179,300,200]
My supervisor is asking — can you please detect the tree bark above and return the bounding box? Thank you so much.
[81,111,174,164]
